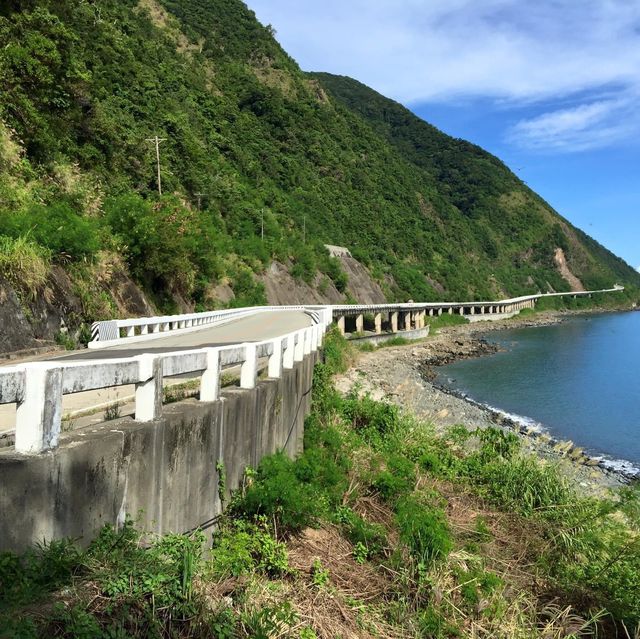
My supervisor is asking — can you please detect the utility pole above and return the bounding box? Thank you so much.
[261,208,264,242]
[303,215,306,244]
[195,193,204,210]
[146,135,166,196]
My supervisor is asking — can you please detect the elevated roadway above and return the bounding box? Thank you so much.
[0,310,313,436]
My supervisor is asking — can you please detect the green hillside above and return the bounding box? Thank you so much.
[0,0,637,322]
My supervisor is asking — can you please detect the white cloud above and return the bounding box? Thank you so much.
[246,0,640,151]
[247,0,640,102]
[507,94,640,152]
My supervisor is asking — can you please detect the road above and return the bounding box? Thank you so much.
[56,309,314,361]
[0,310,313,435]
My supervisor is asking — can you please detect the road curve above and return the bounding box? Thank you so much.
[53,310,314,362]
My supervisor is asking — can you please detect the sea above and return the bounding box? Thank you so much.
[435,311,640,477]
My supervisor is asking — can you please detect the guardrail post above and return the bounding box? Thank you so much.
[283,335,295,369]
[303,328,312,355]
[15,363,63,454]
[317,324,325,347]
[268,338,283,378]
[240,343,258,389]
[294,331,305,362]
[200,348,221,402]
[135,354,163,422]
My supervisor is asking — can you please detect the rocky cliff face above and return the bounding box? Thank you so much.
[0,266,153,357]
[261,255,387,306]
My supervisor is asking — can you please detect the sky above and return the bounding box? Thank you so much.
[245,0,640,271]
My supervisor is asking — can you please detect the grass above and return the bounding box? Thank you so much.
[0,235,51,300]
[1,328,638,637]
[426,313,468,333]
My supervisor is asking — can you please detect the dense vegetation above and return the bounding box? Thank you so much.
[0,0,638,321]
[2,330,638,637]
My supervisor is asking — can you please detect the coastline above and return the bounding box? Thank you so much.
[335,309,637,495]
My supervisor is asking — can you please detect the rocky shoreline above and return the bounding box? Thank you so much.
[335,310,637,495]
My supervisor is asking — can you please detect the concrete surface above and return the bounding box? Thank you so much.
[0,354,317,552]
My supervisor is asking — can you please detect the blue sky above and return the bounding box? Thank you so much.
[246,0,640,271]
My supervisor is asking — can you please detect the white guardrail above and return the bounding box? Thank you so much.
[0,286,623,456]
[0,308,332,455]
[89,305,328,349]
[89,287,623,346]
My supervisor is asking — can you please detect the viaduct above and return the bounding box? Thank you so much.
[0,287,623,552]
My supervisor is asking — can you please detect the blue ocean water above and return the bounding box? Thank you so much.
[436,312,640,471]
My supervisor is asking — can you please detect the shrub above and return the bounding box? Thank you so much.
[395,497,452,567]
[321,327,352,374]
[105,193,220,300]
[341,394,401,448]
[372,454,416,503]
[335,506,387,560]
[476,427,520,462]
[0,202,101,261]
[208,519,288,578]
[232,453,321,534]
[0,538,83,610]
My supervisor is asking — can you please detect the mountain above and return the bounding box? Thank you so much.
[0,0,637,348]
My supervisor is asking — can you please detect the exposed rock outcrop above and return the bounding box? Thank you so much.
[261,262,344,305]
[338,256,387,304]
[554,247,585,291]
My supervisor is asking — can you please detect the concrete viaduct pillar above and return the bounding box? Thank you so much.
[337,316,345,336]
[355,314,364,334]
[403,312,411,331]
[374,313,382,334]
[390,312,398,333]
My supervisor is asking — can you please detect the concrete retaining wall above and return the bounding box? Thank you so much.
[0,355,316,553]
[348,326,430,346]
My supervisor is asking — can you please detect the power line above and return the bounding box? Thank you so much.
[145,135,166,195]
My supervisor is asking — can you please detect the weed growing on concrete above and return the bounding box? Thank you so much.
[215,459,227,506]
[103,401,121,421]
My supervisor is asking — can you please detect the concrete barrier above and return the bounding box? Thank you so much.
[0,355,316,553]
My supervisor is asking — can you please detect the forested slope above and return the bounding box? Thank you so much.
[0,0,637,345]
